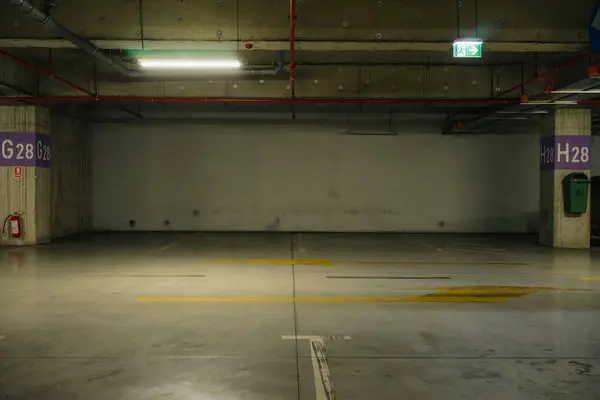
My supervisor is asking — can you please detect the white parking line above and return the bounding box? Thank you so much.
[311,338,335,400]
[282,334,350,399]
[281,335,351,341]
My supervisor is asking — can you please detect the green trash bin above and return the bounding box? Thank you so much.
[563,173,590,214]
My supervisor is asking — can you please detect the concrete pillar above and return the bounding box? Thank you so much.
[539,108,591,249]
[0,106,52,245]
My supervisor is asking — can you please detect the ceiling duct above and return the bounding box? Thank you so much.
[6,0,283,78]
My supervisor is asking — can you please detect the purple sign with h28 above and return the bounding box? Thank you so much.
[0,132,51,168]
[540,135,591,170]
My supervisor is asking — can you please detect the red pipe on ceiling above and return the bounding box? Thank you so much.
[0,49,94,97]
[494,51,591,99]
[0,96,520,104]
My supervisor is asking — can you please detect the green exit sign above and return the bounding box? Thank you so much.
[453,39,483,58]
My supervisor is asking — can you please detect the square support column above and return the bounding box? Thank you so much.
[0,106,52,245]
[539,108,591,249]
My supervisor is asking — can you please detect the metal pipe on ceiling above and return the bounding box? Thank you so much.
[494,51,590,98]
[6,0,283,78]
[0,49,148,118]
[0,96,520,104]
[7,0,132,75]
[0,48,94,96]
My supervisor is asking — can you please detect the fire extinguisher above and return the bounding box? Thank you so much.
[10,215,21,238]
[2,213,23,239]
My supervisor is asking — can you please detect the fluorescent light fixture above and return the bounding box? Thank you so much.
[453,38,483,46]
[139,59,242,69]
[497,110,548,114]
[551,89,600,94]
[520,100,577,105]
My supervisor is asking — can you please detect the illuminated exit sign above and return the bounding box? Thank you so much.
[453,39,483,58]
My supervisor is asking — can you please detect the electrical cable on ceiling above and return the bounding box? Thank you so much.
[120,54,137,64]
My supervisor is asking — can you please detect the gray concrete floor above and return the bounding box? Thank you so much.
[1,233,599,399]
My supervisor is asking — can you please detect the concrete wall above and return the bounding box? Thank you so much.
[0,106,51,244]
[592,137,600,176]
[50,114,93,239]
[93,122,544,233]
[0,106,91,245]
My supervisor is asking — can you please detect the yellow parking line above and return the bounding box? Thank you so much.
[577,277,600,281]
[339,261,532,266]
[138,296,512,303]
[204,259,531,267]
[205,259,332,266]
[139,285,566,304]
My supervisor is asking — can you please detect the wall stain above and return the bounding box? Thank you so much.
[569,361,594,376]
[461,367,502,380]
[483,349,497,357]
[419,332,440,348]
[86,369,121,383]
[530,360,557,366]
[265,217,281,231]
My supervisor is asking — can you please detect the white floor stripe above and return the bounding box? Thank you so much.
[311,339,335,400]
[281,334,348,399]
[281,335,351,341]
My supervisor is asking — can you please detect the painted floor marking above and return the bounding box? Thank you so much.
[311,339,334,400]
[282,335,348,400]
[326,276,451,280]
[577,277,600,281]
[281,335,351,341]
[205,259,331,266]
[89,274,206,278]
[339,260,531,266]
[204,259,530,267]
[139,286,570,303]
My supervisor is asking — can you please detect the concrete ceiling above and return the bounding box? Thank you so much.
[0,0,598,127]
[0,0,593,46]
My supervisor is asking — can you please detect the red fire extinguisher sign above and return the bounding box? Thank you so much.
[10,215,21,238]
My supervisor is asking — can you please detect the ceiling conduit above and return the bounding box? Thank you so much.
[6,0,284,78]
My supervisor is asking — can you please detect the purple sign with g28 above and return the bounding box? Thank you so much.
[0,132,51,168]
[540,135,591,170]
